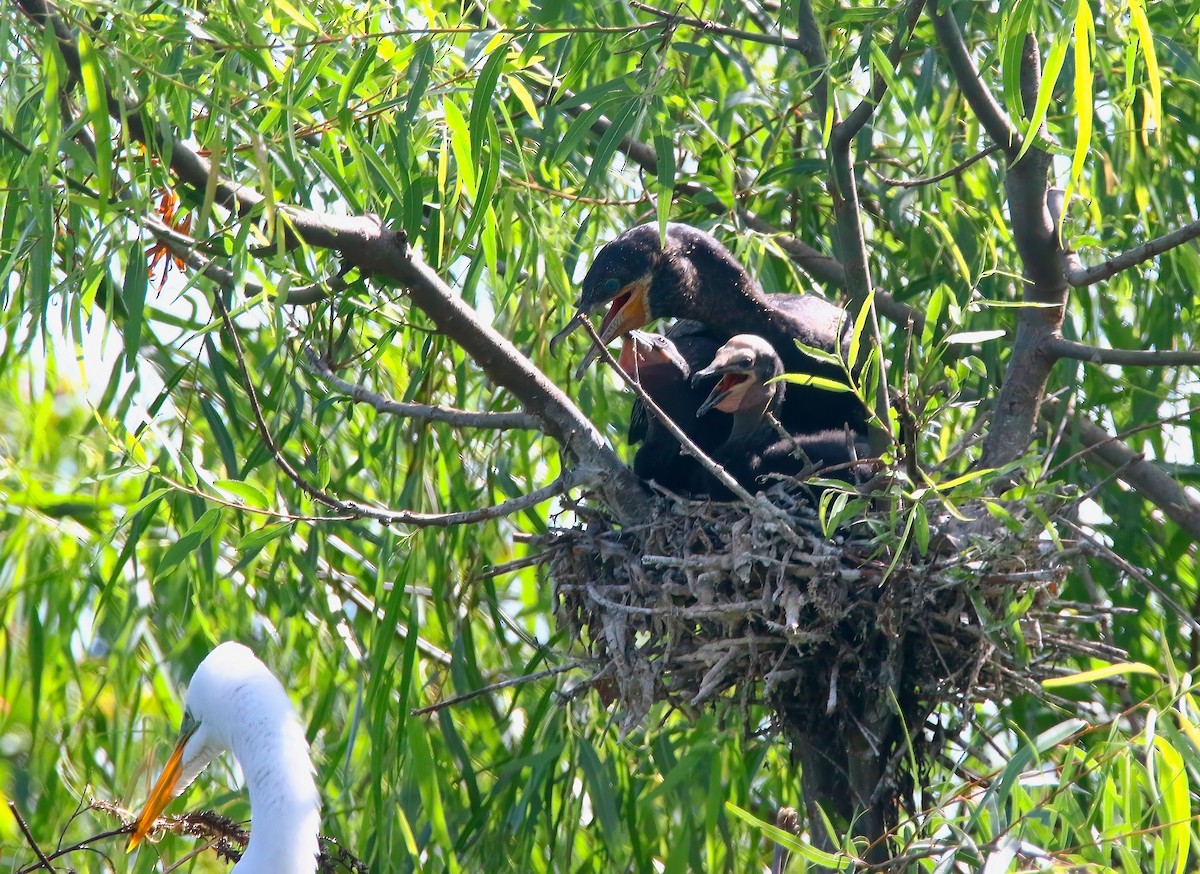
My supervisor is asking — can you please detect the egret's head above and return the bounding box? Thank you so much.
[127,642,269,849]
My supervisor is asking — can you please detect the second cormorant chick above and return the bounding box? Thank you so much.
[691,334,867,497]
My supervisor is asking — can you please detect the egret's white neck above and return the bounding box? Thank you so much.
[229,715,321,874]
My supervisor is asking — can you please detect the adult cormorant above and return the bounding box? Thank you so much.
[690,334,868,498]
[551,222,867,435]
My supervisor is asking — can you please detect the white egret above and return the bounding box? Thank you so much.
[128,641,321,874]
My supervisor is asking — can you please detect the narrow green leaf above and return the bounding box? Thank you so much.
[583,97,643,192]
[338,44,377,132]
[121,243,147,372]
[1042,662,1161,687]
[470,46,507,160]
[847,287,874,372]
[1128,0,1162,133]
[213,479,270,510]
[777,373,853,393]
[238,521,292,553]
[508,75,542,128]
[155,507,223,578]
[1000,0,1037,119]
[654,131,675,234]
[77,32,112,203]
[725,802,845,868]
[577,741,621,845]
[1151,737,1188,874]
[1014,21,1071,165]
[1063,0,1095,215]
[442,98,476,198]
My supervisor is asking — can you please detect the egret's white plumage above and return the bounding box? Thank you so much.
[129,642,321,874]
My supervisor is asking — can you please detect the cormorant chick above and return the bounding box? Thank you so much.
[691,334,867,498]
[618,325,727,493]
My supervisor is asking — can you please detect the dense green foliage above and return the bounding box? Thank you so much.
[3,0,1200,870]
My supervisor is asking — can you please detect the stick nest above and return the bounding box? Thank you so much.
[550,482,1121,763]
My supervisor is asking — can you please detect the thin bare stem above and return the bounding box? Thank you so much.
[411,660,588,716]
[300,345,539,430]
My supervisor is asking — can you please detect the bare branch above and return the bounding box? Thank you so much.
[929,5,1016,151]
[1067,217,1200,287]
[793,0,893,452]
[411,660,588,716]
[629,0,806,52]
[299,345,540,430]
[15,0,653,521]
[1046,336,1200,368]
[9,802,54,873]
[868,143,1004,190]
[1044,398,1200,542]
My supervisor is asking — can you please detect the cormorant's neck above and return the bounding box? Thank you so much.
[727,381,784,443]
[232,719,321,874]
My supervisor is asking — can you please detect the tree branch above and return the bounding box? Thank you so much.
[1046,336,1200,368]
[1066,217,1200,287]
[299,345,540,430]
[868,143,1004,190]
[17,0,654,522]
[1044,398,1200,542]
[149,221,578,528]
[793,0,894,452]
[929,5,1016,151]
[628,0,806,53]
[930,18,1066,468]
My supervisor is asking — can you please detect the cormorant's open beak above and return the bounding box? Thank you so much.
[552,279,652,376]
[596,279,651,345]
[127,720,198,850]
[549,311,588,355]
[693,365,747,417]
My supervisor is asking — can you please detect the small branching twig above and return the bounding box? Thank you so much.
[300,344,538,430]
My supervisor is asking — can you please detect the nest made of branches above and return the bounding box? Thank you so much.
[549,478,1125,795]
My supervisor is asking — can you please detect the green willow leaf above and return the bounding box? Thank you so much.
[77,32,112,204]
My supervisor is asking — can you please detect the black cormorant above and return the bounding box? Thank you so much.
[552,222,867,435]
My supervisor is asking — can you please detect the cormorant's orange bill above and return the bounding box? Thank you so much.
[596,279,651,344]
[127,719,197,850]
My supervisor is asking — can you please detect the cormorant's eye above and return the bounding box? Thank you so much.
[601,277,621,296]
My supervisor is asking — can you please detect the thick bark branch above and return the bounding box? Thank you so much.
[933,10,1066,468]
[929,6,1016,151]
[794,0,895,454]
